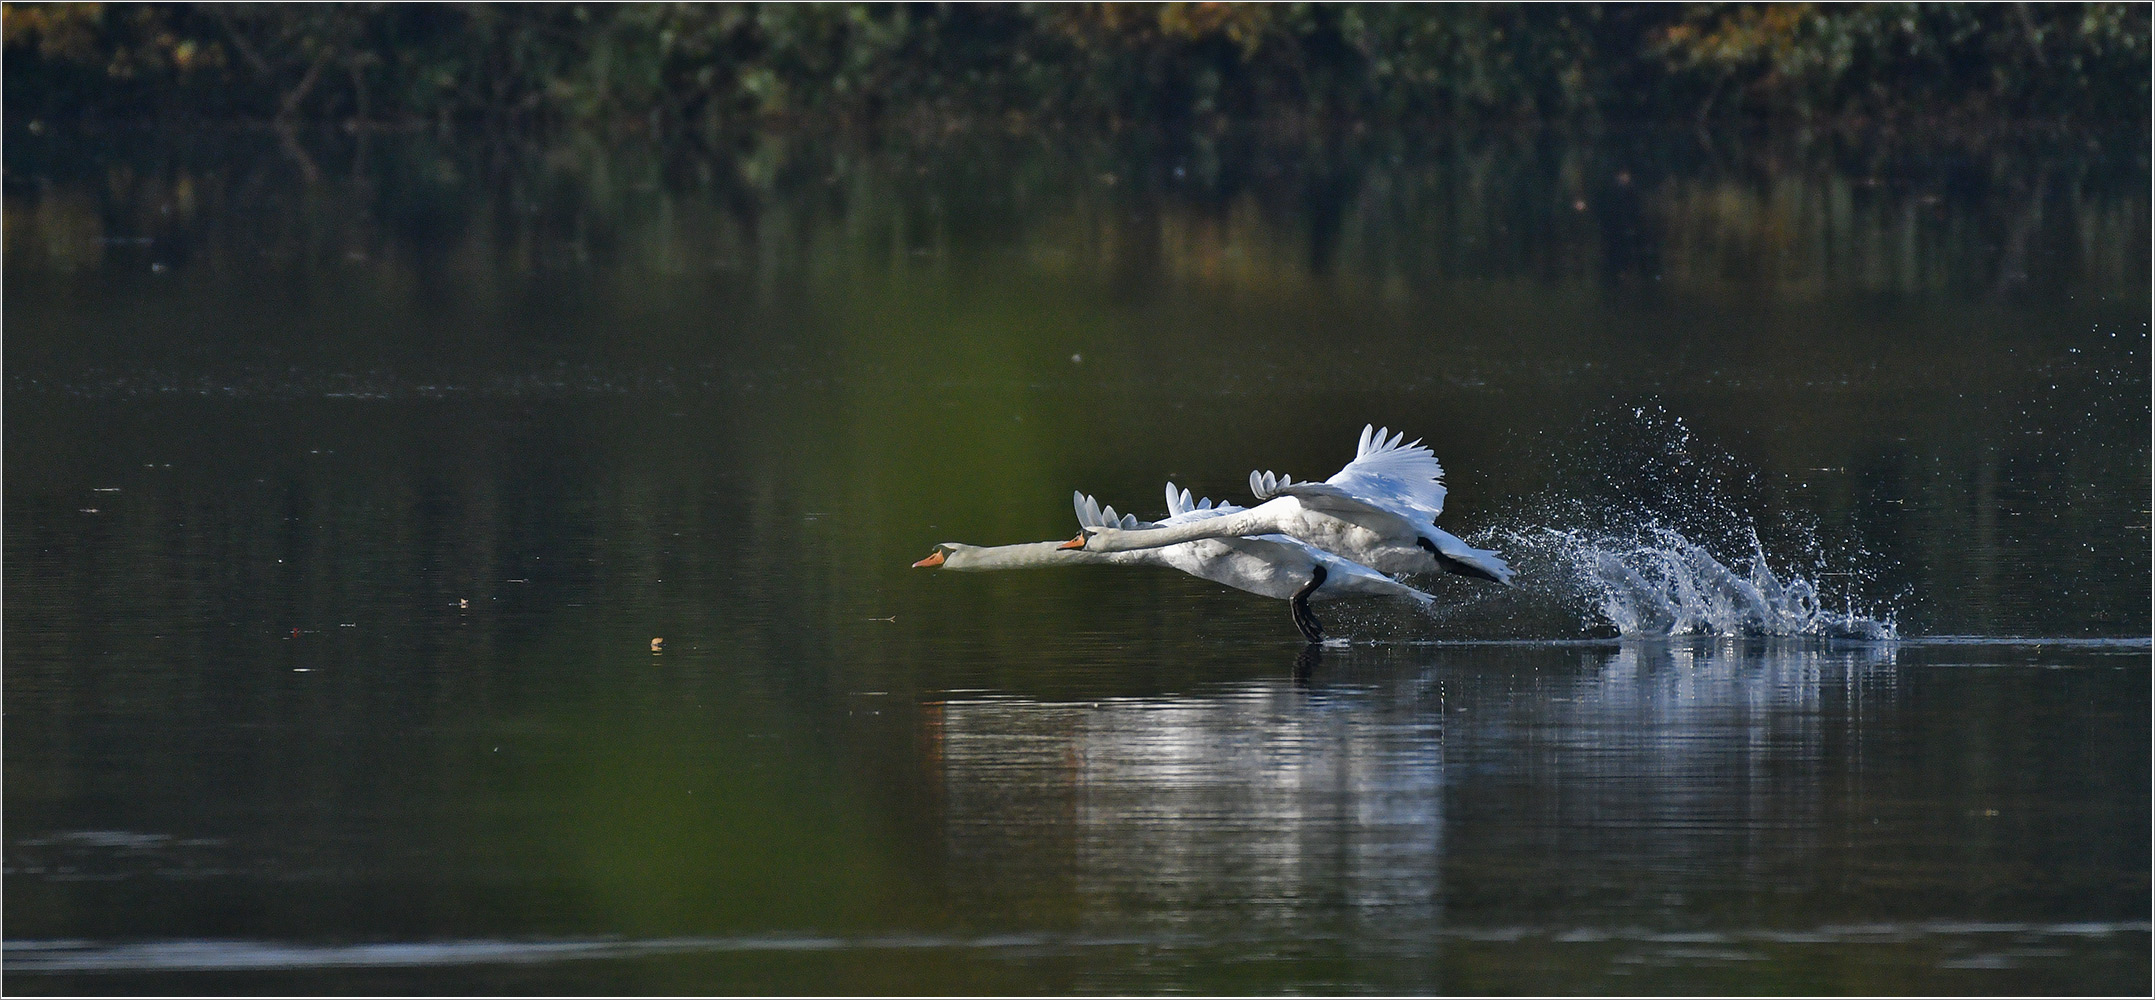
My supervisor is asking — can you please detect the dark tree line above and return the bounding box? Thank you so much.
[4,3,2147,128]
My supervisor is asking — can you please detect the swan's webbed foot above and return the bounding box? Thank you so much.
[1290,565,1328,643]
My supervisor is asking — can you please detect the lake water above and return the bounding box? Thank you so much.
[5,123,2148,994]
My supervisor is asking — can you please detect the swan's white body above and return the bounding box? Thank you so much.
[1089,486,1434,606]
[921,485,1433,608]
[1072,425,1514,585]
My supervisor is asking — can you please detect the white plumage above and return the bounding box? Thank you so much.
[1072,487,1428,606]
[1074,424,1514,585]
[912,482,1436,641]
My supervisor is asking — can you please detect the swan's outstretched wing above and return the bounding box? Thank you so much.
[1072,491,1152,531]
[1248,425,1446,519]
[1327,424,1447,517]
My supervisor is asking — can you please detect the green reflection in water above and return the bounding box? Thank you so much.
[523,680,916,939]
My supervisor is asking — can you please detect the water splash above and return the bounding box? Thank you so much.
[1503,524,1896,640]
[1484,404,1899,640]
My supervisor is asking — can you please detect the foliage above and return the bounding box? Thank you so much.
[1653,2,2151,119]
[3,2,2147,127]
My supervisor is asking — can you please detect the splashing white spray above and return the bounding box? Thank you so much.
[1502,524,1897,640]
[1479,405,1900,640]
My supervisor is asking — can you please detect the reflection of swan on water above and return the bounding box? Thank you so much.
[1294,643,1325,683]
[929,683,1444,929]
[1061,425,1514,587]
[914,484,1436,642]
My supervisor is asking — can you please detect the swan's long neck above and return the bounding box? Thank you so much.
[1084,507,1273,553]
[945,541,1121,571]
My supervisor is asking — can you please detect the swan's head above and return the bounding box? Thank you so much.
[912,543,961,568]
[913,542,1016,570]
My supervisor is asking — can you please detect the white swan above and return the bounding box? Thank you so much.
[1059,424,1514,585]
[913,483,1436,642]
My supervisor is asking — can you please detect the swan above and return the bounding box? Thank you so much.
[913,484,1437,642]
[1058,424,1514,585]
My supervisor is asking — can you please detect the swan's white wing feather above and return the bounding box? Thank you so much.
[1248,469,1299,500]
[1261,480,1397,520]
[1158,481,1246,526]
[1323,423,1447,517]
[1074,491,1157,530]
[1164,483,1218,519]
[1159,504,1246,526]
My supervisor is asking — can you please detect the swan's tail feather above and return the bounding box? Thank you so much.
[1420,529,1515,586]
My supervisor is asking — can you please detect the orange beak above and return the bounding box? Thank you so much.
[911,551,946,568]
[1057,534,1087,551]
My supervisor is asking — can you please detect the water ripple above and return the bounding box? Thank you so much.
[10,921,2145,973]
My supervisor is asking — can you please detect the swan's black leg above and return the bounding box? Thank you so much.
[1419,536,1504,584]
[1290,565,1327,643]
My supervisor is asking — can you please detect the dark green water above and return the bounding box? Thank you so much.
[5,124,2148,994]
